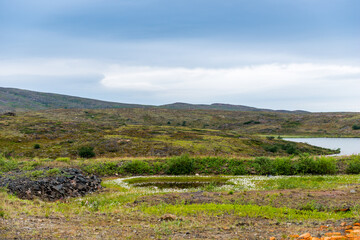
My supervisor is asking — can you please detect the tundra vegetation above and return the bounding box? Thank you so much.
[1,108,360,239]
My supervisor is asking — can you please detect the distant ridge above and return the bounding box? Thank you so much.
[160,102,309,113]
[0,87,308,113]
[0,87,149,112]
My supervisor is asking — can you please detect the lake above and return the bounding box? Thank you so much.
[284,138,360,156]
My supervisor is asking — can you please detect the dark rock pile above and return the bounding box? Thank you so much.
[1,111,16,116]
[0,168,101,201]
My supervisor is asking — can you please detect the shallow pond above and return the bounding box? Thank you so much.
[131,181,228,189]
[106,175,360,192]
[284,138,360,156]
[112,176,233,190]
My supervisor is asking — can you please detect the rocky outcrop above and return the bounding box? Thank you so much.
[0,168,101,201]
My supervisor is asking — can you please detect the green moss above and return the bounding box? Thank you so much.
[141,203,353,221]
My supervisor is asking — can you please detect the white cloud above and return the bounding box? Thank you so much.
[0,58,104,76]
[100,63,360,99]
[1,58,360,111]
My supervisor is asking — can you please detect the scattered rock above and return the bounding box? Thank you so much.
[2,112,16,116]
[159,214,177,221]
[334,207,350,213]
[0,168,101,201]
[298,232,311,239]
[278,222,360,240]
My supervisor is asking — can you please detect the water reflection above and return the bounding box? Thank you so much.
[284,138,360,156]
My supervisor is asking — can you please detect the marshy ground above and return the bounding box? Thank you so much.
[2,174,360,239]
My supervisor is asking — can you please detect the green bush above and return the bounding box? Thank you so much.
[21,161,41,171]
[352,124,360,130]
[294,154,314,174]
[346,155,360,174]
[0,156,18,172]
[228,159,248,175]
[272,157,294,175]
[281,143,298,154]
[56,157,70,163]
[194,157,227,174]
[263,145,279,153]
[294,154,337,175]
[78,146,95,158]
[33,144,41,149]
[82,162,119,176]
[46,168,61,176]
[253,157,273,175]
[28,170,45,179]
[166,155,194,175]
[152,161,167,174]
[0,208,5,218]
[311,157,337,174]
[231,165,248,175]
[123,160,150,175]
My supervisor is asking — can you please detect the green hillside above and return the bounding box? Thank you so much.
[0,87,307,113]
[0,87,149,112]
[0,109,337,159]
[161,102,308,113]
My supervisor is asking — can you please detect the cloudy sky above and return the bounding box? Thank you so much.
[0,0,359,111]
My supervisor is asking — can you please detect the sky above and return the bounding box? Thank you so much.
[0,0,359,112]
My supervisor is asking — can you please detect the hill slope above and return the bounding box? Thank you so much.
[161,102,308,113]
[0,110,337,158]
[0,87,307,113]
[0,87,149,112]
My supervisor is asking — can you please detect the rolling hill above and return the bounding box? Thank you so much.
[160,102,308,113]
[0,87,149,112]
[0,87,307,113]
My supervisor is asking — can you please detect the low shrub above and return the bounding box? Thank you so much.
[231,165,248,175]
[272,157,295,175]
[152,161,167,174]
[21,161,41,171]
[311,157,337,174]
[28,170,45,179]
[294,154,314,174]
[263,145,279,153]
[253,157,273,175]
[346,155,360,174]
[123,160,150,175]
[78,146,95,158]
[0,208,5,218]
[194,157,227,174]
[299,201,325,212]
[352,124,360,130]
[33,144,41,149]
[294,154,337,175]
[46,168,61,176]
[56,157,70,163]
[166,155,194,175]
[228,159,248,175]
[82,162,119,176]
[281,143,298,155]
[0,156,18,172]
